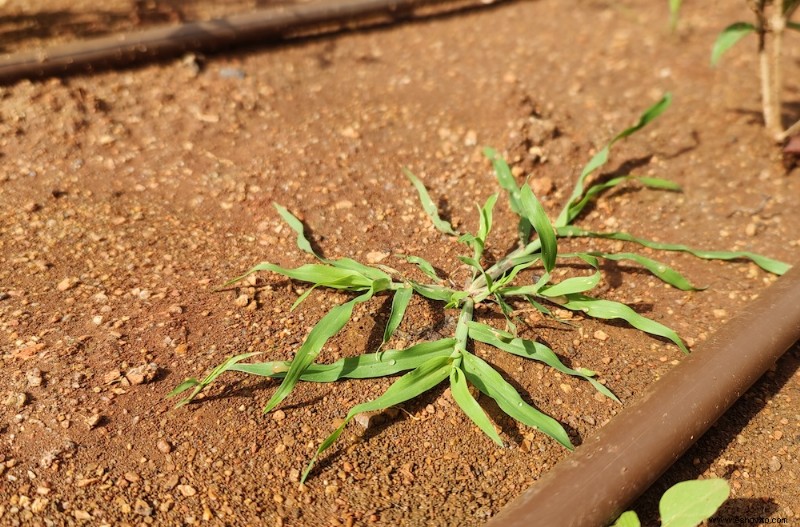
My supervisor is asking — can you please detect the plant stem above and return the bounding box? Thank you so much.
[454,298,473,354]
[468,239,543,296]
[769,8,786,141]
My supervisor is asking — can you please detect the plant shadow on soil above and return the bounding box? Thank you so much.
[632,344,800,526]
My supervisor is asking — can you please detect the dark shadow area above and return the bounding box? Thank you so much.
[631,344,800,526]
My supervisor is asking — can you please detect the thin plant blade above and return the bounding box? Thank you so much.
[232,338,457,381]
[264,290,374,413]
[519,184,558,272]
[383,286,413,346]
[659,479,730,527]
[484,146,532,243]
[303,355,453,481]
[450,366,504,446]
[396,254,441,282]
[167,352,262,406]
[557,226,791,275]
[556,94,672,228]
[274,203,319,258]
[404,168,458,236]
[462,352,573,449]
[553,293,689,354]
[711,22,756,66]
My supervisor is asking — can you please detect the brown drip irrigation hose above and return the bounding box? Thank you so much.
[0,0,496,84]
[488,262,800,527]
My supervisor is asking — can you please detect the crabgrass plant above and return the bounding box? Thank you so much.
[169,94,788,482]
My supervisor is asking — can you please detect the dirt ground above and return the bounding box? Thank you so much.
[1,0,800,525]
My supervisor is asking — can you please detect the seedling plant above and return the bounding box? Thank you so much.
[710,1,800,141]
[612,478,731,527]
[169,95,788,482]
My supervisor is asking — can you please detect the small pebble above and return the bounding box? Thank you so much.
[768,457,782,472]
[157,439,173,454]
[26,369,43,387]
[593,330,608,341]
[272,410,286,422]
[234,294,249,307]
[178,484,197,497]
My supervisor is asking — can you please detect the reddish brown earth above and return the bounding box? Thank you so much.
[1,1,800,526]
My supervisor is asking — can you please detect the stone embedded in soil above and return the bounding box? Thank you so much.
[178,484,197,497]
[769,457,782,472]
[26,369,43,387]
[157,439,173,454]
[366,251,389,263]
[86,414,102,429]
[125,363,159,385]
[56,277,79,291]
[134,498,153,516]
[234,294,249,307]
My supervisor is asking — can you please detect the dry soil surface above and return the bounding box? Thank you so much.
[1,1,800,526]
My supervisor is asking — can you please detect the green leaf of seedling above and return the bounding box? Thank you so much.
[564,175,681,225]
[538,272,601,297]
[462,352,573,449]
[474,193,498,261]
[291,284,319,311]
[450,366,503,446]
[556,94,672,228]
[519,184,557,272]
[557,226,791,275]
[303,355,453,482]
[410,281,458,302]
[264,290,374,413]
[396,254,441,282]
[668,0,681,32]
[404,168,458,236]
[484,147,532,244]
[493,292,517,334]
[467,322,618,402]
[224,262,374,290]
[660,479,730,527]
[274,203,319,259]
[167,352,262,407]
[555,293,689,354]
[232,338,457,381]
[497,272,551,297]
[578,252,701,291]
[711,22,756,66]
[383,286,413,347]
[445,290,471,309]
[612,510,641,527]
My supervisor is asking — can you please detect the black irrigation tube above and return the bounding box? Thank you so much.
[0,0,498,84]
[488,261,800,527]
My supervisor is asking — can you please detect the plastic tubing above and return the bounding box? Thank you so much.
[488,262,800,527]
[0,0,491,84]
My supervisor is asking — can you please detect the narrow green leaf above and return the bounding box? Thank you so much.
[519,184,557,272]
[232,338,457,381]
[498,272,550,297]
[291,284,319,311]
[558,293,689,353]
[556,95,672,228]
[475,193,498,261]
[327,257,392,283]
[711,22,756,66]
[303,355,453,482]
[581,252,700,291]
[538,272,601,297]
[668,0,681,32]
[396,254,441,282]
[450,366,503,446]
[168,352,262,406]
[462,352,573,449]
[383,286,413,346]
[637,176,682,191]
[224,262,374,290]
[274,203,319,258]
[557,226,790,275]
[404,168,458,236]
[612,510,642,527]
[484,147,532,243]
[467,322,619,402]
[264,291,374,413]
[660,479,730,527]
[409,281,457,302]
